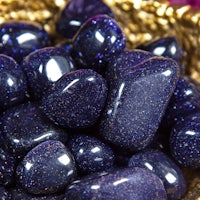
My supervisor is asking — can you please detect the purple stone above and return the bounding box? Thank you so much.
[71,15,126,73]
[56,0,114,38]
[0,54,27,111]
[0,22,50,62]
[65,167,167,200]
[100,51,180,151]
[170,112,200,167]
[67,134,115,175]
[128,149,186,200]
[22,47,76,100]
[41,69,108,129]
[16,140,77,195]
[0,102,68,158]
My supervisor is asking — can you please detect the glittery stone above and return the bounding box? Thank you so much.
[71,15,126,73]
[16,140,76,195]
[41,69,108,129]
[138,37,183,65]
[0,54,27,111]
[128,149,186,200]
[0,102,68,158]
[0,147,16,186]
[56,0,114,39]
[65,167,167,200]
[170,112,200,167]
[9,187,65,200]
[22,47,76,100]
[0,22,50,62]
[0,186,11,199]
[100,51,180,151]
[67,134,115,175]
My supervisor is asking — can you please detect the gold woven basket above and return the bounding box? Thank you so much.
[0,0,199,199]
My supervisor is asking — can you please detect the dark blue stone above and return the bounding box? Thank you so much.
[0,22,50,62]
[100,51,180,151]
[128,149,186,200]
[0,147,16,186]
[0,102,68,157]
[170,112,200,167]
[16,140,77,195]
[138,37,183,65]
[10,187,65,200]
[41,69,108,129]
[22,47,76,100]
[0,186,11,199]
[71,15,126,73]
[0,54,27,111]
[67,134,115,174]
[65,167,167,200]
[56,0,114,39]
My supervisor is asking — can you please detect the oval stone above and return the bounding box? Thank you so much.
[0,54,27,111]
[22,47,76,100]
[16,140,76,195]
[0,22,50,62]
[0,102,68,157]
[128,149,186,199]
[100,51,180,151]
[65,167,167,200]
[41,69,108,129]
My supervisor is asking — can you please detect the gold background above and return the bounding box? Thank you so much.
[0,0,199,199]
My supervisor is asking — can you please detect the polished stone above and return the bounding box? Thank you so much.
[170,112,200,167]
[65,167,167,200]
[138,37,183,65]
[0,102,68,157]
[71,15,126,73]
[67,134,115,174]
[0,54,27,111]
[56,0,114,38]
[41,69,108,129]
[16,140,76,195]
[128,149,186,200]
[100,51,180,151]
[0,22,50,62]
[10,187,65,200]
[0,147,16,186]
[22,47,76,100]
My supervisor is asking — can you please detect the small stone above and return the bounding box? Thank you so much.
[65,167,167,200]
[41,69,108,129]
[16,140,76,195]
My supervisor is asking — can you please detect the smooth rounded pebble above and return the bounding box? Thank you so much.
[67,134,115,174]
[0,102,68,157]
[16,140,77,195]
[41,69,108,129]
[128,149,186,200]
[22,47,76,100]
[65,167,167,200]
[170,112,200,167]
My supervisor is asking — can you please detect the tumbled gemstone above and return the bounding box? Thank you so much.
[41,69,108,129]
[0,54,27,111]
[0,102,68,157]
[0,147,16,186]
[65,167,167,200]
[170,112,200,167]
[71,15,126,73]
[128,149,186,200]
[56,0,114,38]
[22,47,76,100]
[9,187,65,200]
[0,22,50,62]
[100,51,180,151]
[16,140,76,195]
[138,37,183,65]
[67,134,115,174]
